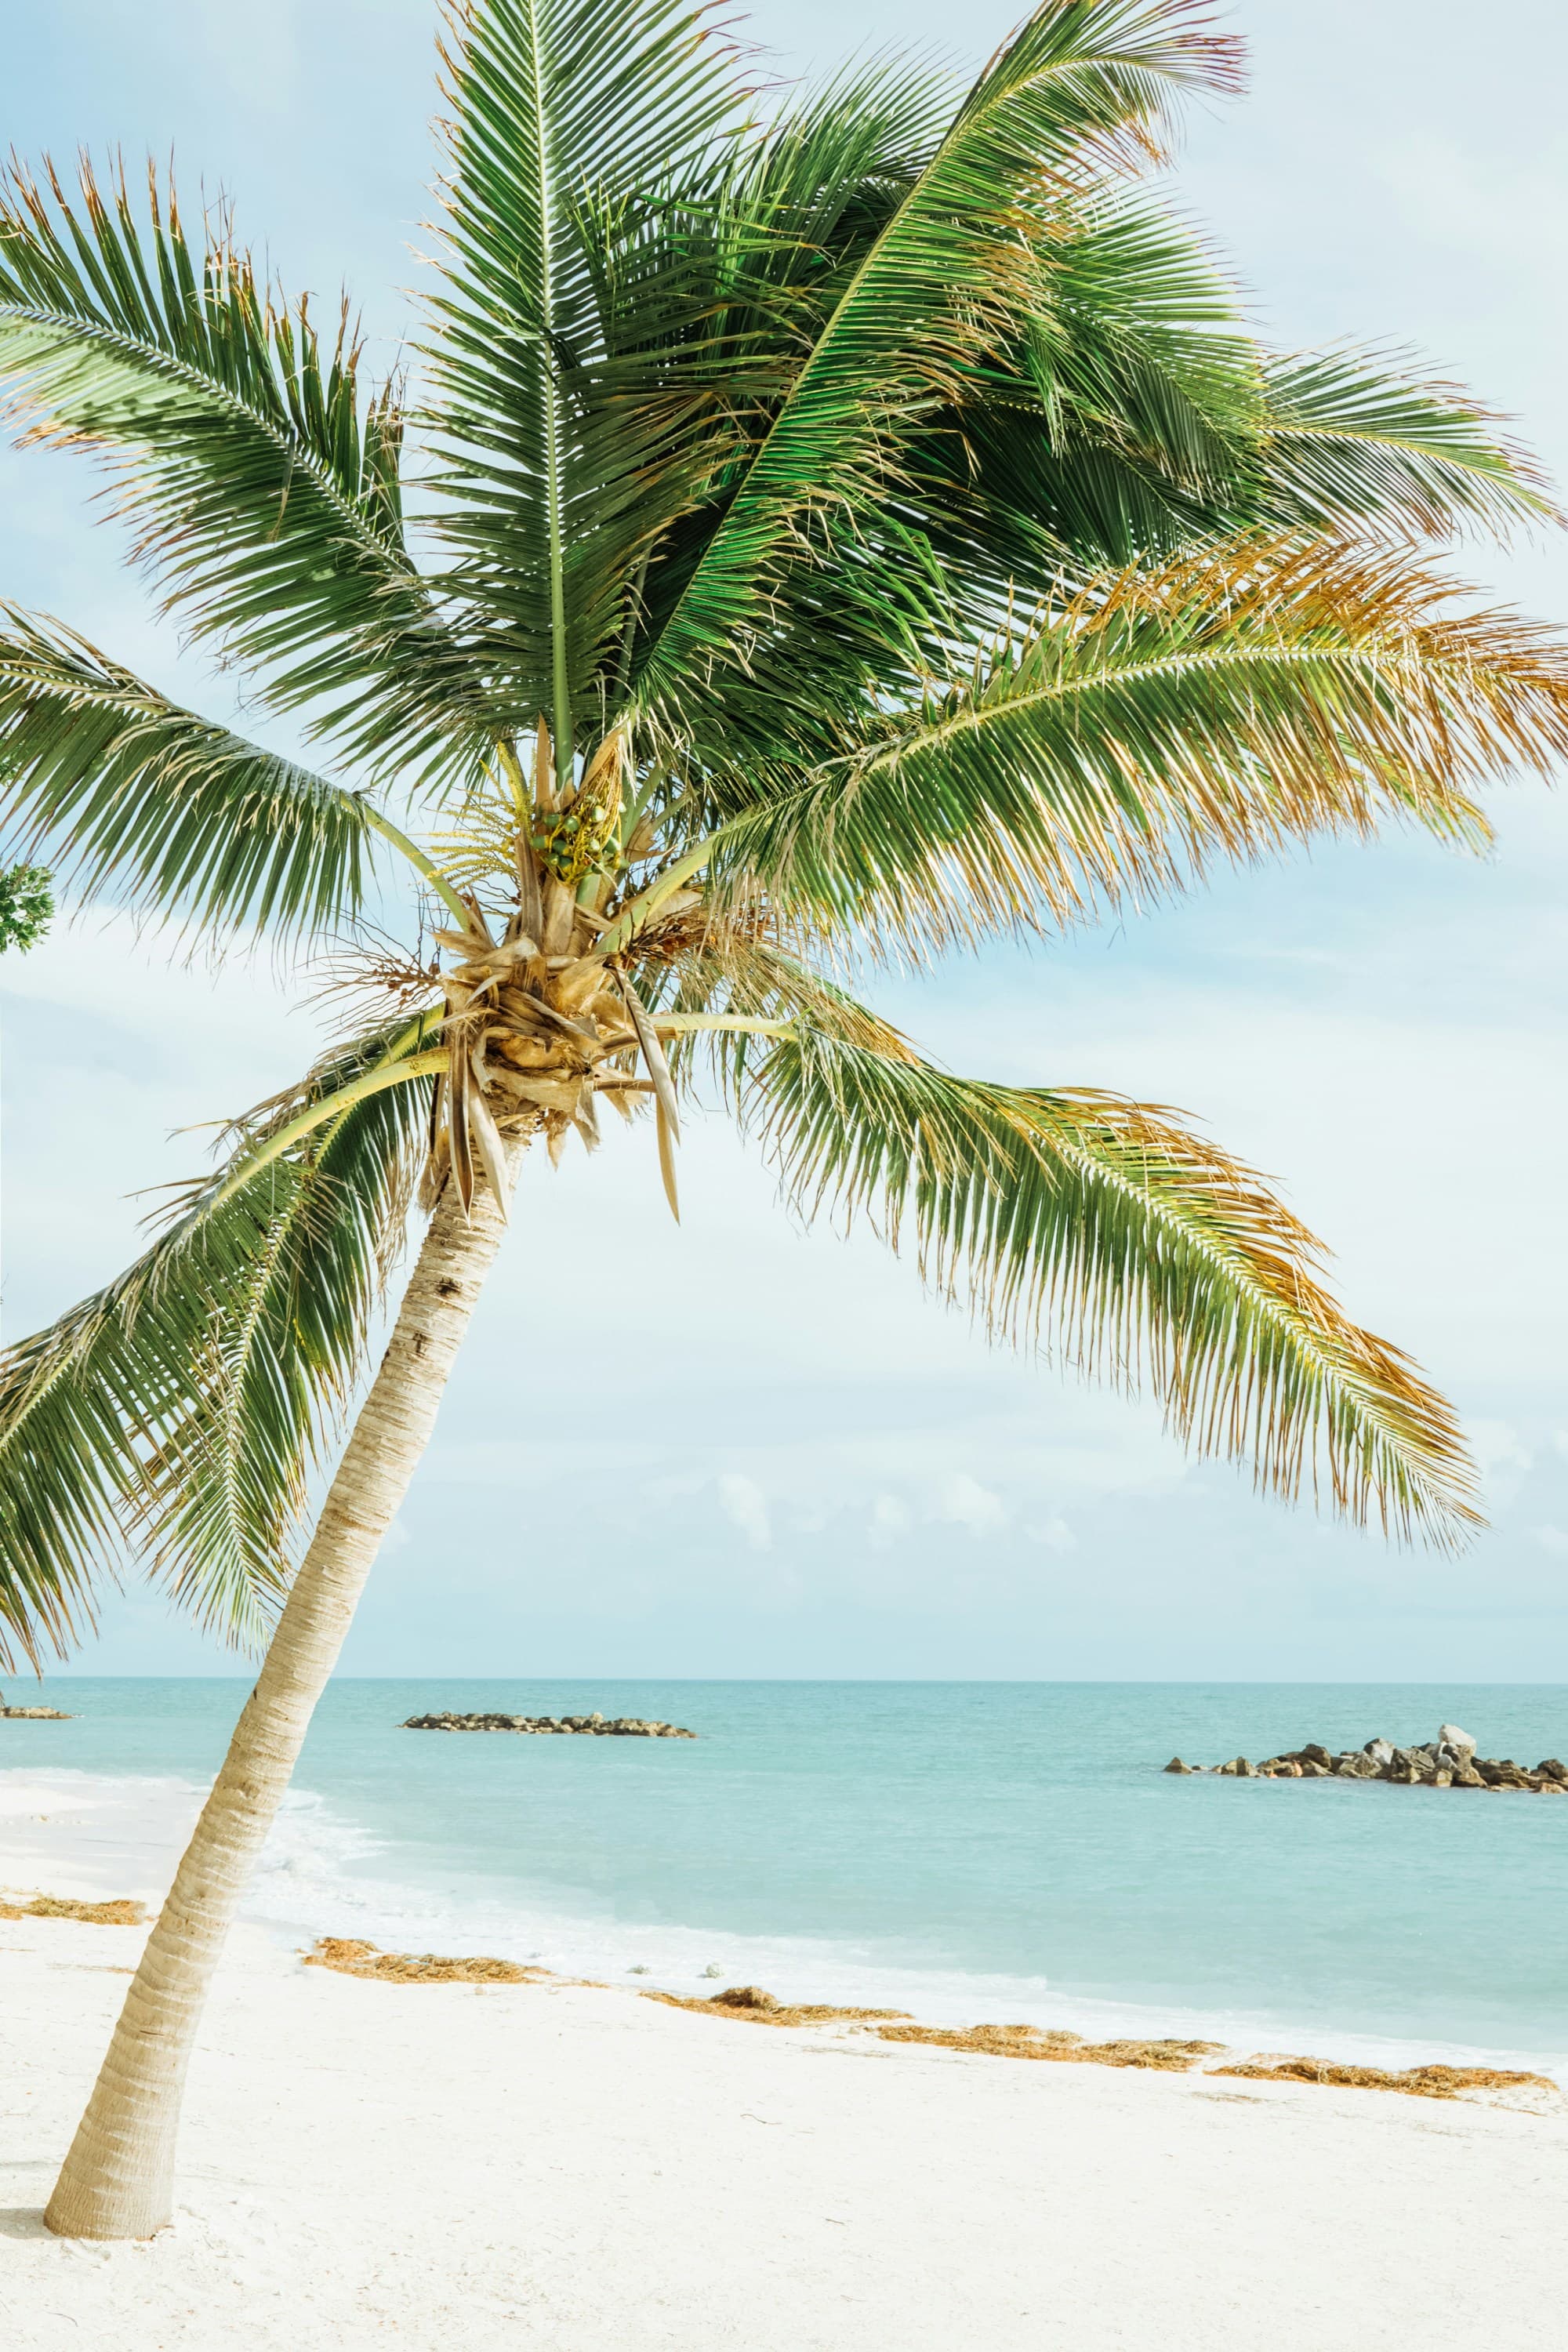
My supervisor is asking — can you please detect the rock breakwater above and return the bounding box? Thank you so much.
[1163,1723,1566,1791]
[402,1710,695,1738]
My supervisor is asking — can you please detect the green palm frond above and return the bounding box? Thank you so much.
[896,194,1262,588]
[0,1018,437,1670]
[1254,349,1555,541]
[422,0,746,761]
[635,0,1240,732]
[922,252,1552,586]
[741,1016,1478,1544]
[0,158,488,774]
[0,608,376,942]
[569,58,958,711]
[708,535,1568,955]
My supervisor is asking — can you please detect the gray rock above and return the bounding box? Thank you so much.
[1439,1722,1476,1755]
[1364,1739,1395,1766]
[402,1710,696,1738]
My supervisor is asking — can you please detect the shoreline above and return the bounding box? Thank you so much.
[5,1907,1563,2350]
[4,1762,1565,2089]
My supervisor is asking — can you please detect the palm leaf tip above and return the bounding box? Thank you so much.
[744,1021,1480,1550]
[0,608,379,946]
[1258,347,1561,541]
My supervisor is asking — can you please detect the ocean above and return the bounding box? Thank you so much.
[3,1678,1565,2075]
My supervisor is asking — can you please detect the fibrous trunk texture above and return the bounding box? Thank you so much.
[44,1160,518,2239]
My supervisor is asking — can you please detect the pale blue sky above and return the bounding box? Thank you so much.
[5,2,1567,1679]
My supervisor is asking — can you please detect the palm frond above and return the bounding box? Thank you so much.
[1255,348,1555,541]
[740,1014,1478,1544]
[889,192,1263,593]
[707,534,1568,956]
[566,56,957,719]
[635,0,1240,731]
[909,248,1555,589]
[0,158,489,774]
[0,608,377,942]
[423,0,747,754]
[0,1018,437,1670]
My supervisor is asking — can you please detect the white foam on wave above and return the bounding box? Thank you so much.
[7,1766,1564,2085]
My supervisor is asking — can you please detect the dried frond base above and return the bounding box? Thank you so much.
[1212,2056,1557,2100]
[302,1936,550,1985]
[643,1983,910,2027]
[877,2023,1224,2069]
[0,1893,146,1925]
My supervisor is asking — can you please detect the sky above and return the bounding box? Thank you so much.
[4,0,1567,1681]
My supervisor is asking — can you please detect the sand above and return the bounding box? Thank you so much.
[2,1908,1564,2352]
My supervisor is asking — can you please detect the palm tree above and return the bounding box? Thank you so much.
[3,0,1565,2240]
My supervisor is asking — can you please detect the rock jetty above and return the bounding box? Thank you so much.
[402,1711,695,1738]
[0,1695,73,1719]
[1163,1724,1567,1791]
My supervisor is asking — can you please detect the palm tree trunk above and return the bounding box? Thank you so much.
[44,1154,519,2240]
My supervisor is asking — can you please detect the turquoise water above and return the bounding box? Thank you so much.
[5,1679,1566,2066]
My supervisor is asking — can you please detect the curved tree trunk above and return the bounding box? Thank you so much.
[45,1156,519,2240]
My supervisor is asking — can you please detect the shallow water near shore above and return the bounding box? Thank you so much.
[3,1679,1565,2074]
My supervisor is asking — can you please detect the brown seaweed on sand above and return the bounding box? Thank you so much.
[0,1893,145,1926]
[878,2023,1224,2070]
[1212,2055,1557,2100]
[643,1983,911,2028]
[303,1936,551,1985]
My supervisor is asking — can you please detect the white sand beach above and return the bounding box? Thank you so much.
[4,1892,1564,2352]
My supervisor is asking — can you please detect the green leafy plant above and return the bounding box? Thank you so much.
[2,0,1563,2240]
[0,861,53,953]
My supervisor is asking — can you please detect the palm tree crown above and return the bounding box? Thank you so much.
[4,0,1566,1675]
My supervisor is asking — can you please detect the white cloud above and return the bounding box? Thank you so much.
[1470,1421,1534,1479]
[1532,1528,1568,1559]
[715,1473,771,1553]
[1025,1515,1077,1555]
[869,1494,912,1548]
[933,1473,1010,1540]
